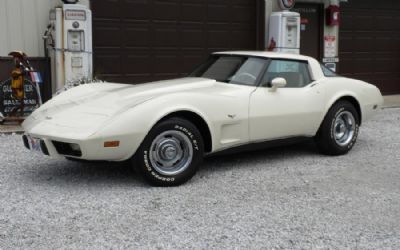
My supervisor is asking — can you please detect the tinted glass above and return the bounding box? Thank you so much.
[261,60,312,88]
[202,57,245,82]
[321,64,338,77]
[190,55,268,86]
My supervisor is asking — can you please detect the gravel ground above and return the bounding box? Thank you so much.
[0,108,399,250]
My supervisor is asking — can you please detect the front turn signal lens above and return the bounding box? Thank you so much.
[104,141,120,148]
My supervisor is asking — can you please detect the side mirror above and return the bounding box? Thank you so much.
[270,77,287,92]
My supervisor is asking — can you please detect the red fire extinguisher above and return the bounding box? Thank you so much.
[326,5,340,26]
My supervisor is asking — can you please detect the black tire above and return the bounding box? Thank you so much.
[315,100,360,156]
[133,117,204,186]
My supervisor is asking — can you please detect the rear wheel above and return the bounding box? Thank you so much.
[316,100,360,155]
[133,117,204,186]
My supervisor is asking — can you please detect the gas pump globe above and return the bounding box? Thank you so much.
[46,2,92,94]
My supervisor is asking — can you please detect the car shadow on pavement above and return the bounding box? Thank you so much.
[26,140,318,187]
[202,140,319,172]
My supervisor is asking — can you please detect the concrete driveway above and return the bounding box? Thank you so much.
[1,108,399,249]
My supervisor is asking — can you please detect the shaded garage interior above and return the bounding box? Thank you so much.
[91,0,263,84]
[339,0,400,94]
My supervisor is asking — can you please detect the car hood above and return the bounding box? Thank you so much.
[23,77,217,137]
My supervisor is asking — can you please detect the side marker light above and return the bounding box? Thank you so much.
[104,141,120,148]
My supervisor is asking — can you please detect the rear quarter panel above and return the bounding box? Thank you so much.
[319,77,383,124]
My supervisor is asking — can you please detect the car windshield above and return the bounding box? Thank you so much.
[189,55,268,86]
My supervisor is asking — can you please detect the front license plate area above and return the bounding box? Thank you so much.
[27,136,42,153]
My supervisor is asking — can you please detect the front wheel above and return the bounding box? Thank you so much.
[133,117,204,186]
[315,100,360,155]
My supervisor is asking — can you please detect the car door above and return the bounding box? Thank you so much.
[249,59,325,142]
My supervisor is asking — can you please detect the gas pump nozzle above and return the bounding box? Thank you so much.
[43,24,54,40]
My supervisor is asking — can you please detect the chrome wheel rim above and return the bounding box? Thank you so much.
[333,111,356,146]
[149,130,193,176]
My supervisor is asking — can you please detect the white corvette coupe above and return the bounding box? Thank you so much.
[22,52,383,186]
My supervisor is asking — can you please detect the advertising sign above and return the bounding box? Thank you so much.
[324,35,337,58]
[0,78,40,117]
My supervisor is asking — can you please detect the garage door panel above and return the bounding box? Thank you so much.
[152,23,179,48]
[344,0,374,9]
[209,0,230,5]
[94,54,123,75]
[92,0,120,19]
[232,30,256,49]
[352,35,374,52]
[233,0,255,5]
[93,22,122,48]
[207,30,230,48]
[375,56,400,73]
[154,54,180,74]
[182,3,205,22]
[353,57,374,73]
[375,0,398,9]
[181,27,204,48]
[377,79,400,94]
[153,1,180,21]
[125,54,152,75]
[341,9,375,31]
[375,13,397,31]
[124,23,150,47]
[375,37,398,53]
[339,34,354,52]
[92,0,259,84]
[339,54,353,73]
[122,0,150,20]
[182,53,207,73]
[232,5,256,22]
[207,4,233,23]
[340,0,400,94]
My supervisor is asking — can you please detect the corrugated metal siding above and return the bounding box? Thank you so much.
[0,0,54,56]
[0,0,90,57]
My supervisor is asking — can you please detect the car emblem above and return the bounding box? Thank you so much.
[228,114,236,119]
[45,116,52,120]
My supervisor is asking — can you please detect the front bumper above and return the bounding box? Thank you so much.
[22,135,50,156]
[22,129,143,161]
[22,134,89,159]
[23,136,84,158]
[22,111,148,161]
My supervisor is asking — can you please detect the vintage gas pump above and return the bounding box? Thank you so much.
[45,2,92,94]
[268,11,301,54]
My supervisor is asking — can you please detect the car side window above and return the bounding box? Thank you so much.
[320,63,338,77]
[229,58,267,86]
[261,60,312,88]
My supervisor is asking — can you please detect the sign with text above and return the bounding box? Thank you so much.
[0,78,40,117]
[324,35,337,58]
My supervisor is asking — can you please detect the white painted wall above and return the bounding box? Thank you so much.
[0,0,89,57]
